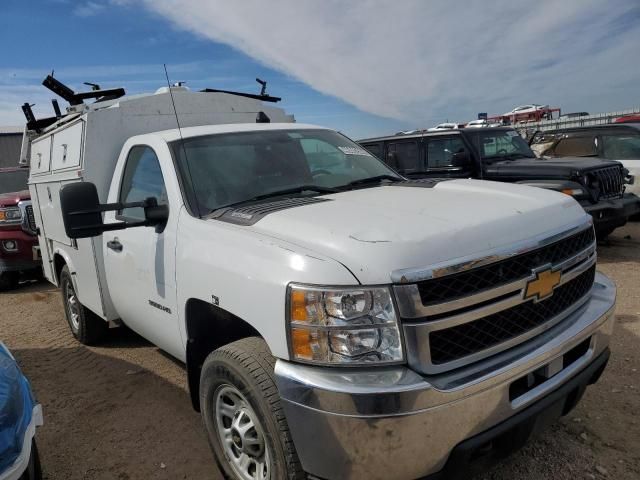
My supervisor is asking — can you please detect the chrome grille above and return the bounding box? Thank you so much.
[591,165,624,200]
[416,227,594,306]
[395,222,597,373]
[429,266,595,364]
[25,205,36,233]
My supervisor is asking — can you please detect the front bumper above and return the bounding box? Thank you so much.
[0,230,40,274]
[0,404,43,480]
[581,193,640,231]
[275,272,616,480]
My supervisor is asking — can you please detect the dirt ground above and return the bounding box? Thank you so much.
[1,224,638,480]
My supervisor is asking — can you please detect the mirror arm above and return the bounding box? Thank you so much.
[66,199,152,217]
[66,219,149,236]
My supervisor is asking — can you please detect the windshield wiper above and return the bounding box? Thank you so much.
[206,185,339,217]
[250,184,338,200]
[343,174,403,188]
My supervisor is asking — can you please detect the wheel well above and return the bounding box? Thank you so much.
[53,254,66,284]
[185,298,261,411]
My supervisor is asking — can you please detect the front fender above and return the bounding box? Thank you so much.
[175,211,359,360]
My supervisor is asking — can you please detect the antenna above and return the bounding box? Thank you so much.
[163,64,200,217]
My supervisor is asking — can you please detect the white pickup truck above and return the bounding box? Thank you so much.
[26,83,615,480]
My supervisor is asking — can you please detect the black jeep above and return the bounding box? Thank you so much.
[359,127,640,238]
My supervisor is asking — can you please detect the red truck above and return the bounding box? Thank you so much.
[0,167,40,289]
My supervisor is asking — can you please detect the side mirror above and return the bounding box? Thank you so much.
[60,182,169,239]
[450,151,471,168]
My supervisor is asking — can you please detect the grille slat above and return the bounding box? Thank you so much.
[429,266,596,365]
[416,227,595,306]
[592,166,624,199]
[25,205,37,234]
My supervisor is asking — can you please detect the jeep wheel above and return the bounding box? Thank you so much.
[0,271,19,291]
[60,265,107,345]
[596,227,615,241]
[200,337,304,480]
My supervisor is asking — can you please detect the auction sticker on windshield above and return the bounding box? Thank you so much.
[338,146,372,156]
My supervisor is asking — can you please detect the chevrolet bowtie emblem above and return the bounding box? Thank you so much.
[524,267,562,302]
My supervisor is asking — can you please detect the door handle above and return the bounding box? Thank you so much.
[107,239,123,252]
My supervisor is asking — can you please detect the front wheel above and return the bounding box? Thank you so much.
[0,271,19,291]
[200,337,304,480]
[60,265,107,345]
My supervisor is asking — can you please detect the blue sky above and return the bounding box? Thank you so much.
[1,1,639,139]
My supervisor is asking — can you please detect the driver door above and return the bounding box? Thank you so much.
[103,144,183,359]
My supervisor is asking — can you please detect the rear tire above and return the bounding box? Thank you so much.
[60,265,107,345]
[200,337,304,480]
[0,271,19,291]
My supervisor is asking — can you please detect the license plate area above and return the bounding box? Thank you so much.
[509,337,591,403]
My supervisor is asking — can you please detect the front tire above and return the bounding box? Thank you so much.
[0,271,20,291]
[60,265,107,345]
[200,337,304,480]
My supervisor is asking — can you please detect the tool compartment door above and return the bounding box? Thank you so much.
[51,122,83,171]
[34,181,73,246]
[30,136,52,175]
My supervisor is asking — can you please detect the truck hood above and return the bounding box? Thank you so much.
[243,179,587,285]
[0,190,30,207]
[486,157,621,178]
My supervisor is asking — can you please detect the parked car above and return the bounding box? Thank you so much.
[0,341,43,480]
[614,114,640,123]
[0,168,40,290]
[428,122,464,131]
[503,104,549,116]
[560,112,589,120]
[27,77,616,480]
[530,123,640,200]
[359,127,640,238]
[465,119,488,128]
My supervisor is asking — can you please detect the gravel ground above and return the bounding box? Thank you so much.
[1,223,638,480]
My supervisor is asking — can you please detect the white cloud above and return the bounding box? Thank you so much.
[73,1,106,17]
[136,0,640,126]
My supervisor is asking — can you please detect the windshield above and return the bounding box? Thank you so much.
[171,128,402,215]
[471,130,536,161]
[0,170,28,195]
[602,134,640,159]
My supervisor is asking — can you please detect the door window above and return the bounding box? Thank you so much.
[387,141,420,173]
[427,137,467,168]
[362,143,383,159]
[553,136,597,156]
[118,146,167,220]
[601,134,640,159]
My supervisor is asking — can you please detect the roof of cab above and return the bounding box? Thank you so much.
[358,126,513,144]
[134,122,329,143]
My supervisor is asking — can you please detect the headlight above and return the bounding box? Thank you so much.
[287,284,404,365]
[561,188,586,197]
[0,207,22,223]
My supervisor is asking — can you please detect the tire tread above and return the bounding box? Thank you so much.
[205,337,305,480]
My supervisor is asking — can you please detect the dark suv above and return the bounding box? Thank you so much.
[359,127,640,238]
[530,123,640,214]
